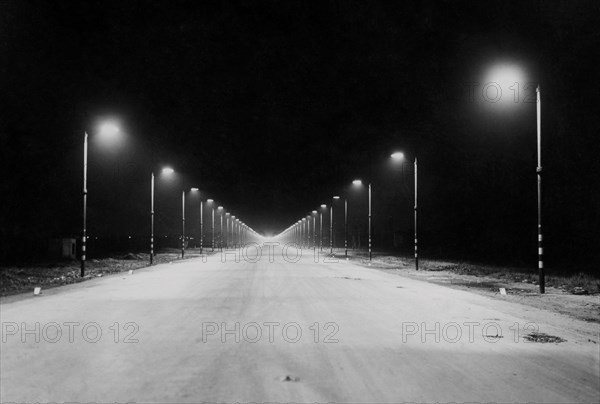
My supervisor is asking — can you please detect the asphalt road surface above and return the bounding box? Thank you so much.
[1,244,599,403]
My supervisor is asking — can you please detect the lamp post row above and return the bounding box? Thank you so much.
[84,88,544,293]
[283,152,418,271]
[83,157,253,276]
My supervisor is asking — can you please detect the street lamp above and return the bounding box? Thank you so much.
[536,85,543,293]
[330,196,340,254]
[181,190,186,258]
[308,215,312,247]
[150,167,175,264]
[344,197,348,260]
[189,188,202,254]
[231,215,236,248]
[81,123,121,277]
[484,64,544,293]
[391,152,418,270]
[320,204,326,251]
[217,206,224,251]
[207,199,214,252]
[311,211,317,249]
[225,213,231,249]
[233,218,238,247]
[352,179,372,262]
[302,218,307,248]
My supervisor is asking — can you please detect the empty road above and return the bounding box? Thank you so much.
[1,244,598,403]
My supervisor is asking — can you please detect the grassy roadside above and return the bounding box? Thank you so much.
[332,249,600,325]
[332,249,600,295]
[0,248,216,297]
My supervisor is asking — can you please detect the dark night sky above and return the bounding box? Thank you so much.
[2,0,599,266]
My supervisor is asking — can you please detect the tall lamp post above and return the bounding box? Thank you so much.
[320,204,326,251]
[150,167,174,265]
[536,85,544,293]
[81,122,120,277]
[225,212,230,249]
[330,196,340,254]
[344,198,348,260]
[181,190,186,258]
[231,216,236,248]
[368,183,372,262]
[189,188,201,254]
[81,132,88,277]
[218,207,224,251]
[301,218,307,248]
[391,152,418,270]
[352,180,372,262]
[483,65,543,293]
[199,195,203,255]
[207,199,214,252]
[311,211,317,249]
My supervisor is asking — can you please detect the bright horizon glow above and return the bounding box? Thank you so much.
[352,179,362,185]
[391,152,404,160]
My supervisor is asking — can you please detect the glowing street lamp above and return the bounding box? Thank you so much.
[311,211,317,249]
[217,206,224,251]
[225,212,231,249]
[81,122,121,277]
[231,215,236,247]
[344,197,348,260]
[320,204,326,251]
[302,218,307,248]
[330,196,340,254]
[391,151,418,270]
[180,189,187,259]
[483,63,544,293]
[352,179,372,262]
[207,199,214,252]
[150,167,175,264]
[189,187,201,254]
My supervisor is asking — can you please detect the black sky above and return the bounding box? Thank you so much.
[2,0,599,266]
